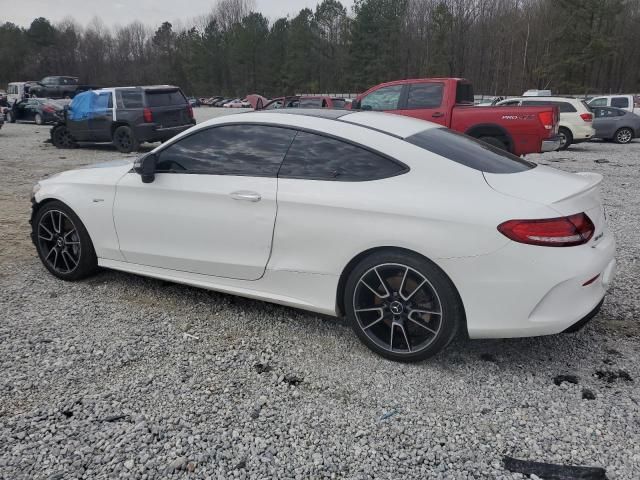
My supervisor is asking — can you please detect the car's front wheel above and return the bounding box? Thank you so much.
[614,127,633,144]
[344,250,464,362]
[33,201,98,281]
[113,125,140,153]
[35,113,43,125]
[51,125,77,149]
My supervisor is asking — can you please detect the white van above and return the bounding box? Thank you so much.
[7,82,28,103]
[588,95,640,114]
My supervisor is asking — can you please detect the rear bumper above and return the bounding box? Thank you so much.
[437,230,616,339]
[571,124,596,141]
[135,121,195,142]
[541,135,561,152]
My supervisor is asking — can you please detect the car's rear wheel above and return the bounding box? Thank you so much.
[35,113,43,125]
[558,127,573,150]
[51,125,77,149]
[113,125,140,153]
[344,250,464,362]
[614,127,633,144]
[33,201,98,281]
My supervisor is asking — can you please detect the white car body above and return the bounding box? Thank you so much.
[496,96,596,146]
[223,99,251,108]
[588,94,640,114]
[32,110,615,342]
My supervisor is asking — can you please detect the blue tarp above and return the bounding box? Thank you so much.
[68,90,111,121]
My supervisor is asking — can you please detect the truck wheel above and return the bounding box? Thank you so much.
[51,126,78,149]
[558,127,573,150]
[35,113,44,125]
[478,136,508,151]
[113,126,140,153]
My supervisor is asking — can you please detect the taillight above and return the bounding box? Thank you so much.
[497,213,595,247]
[580,113,593,122]
[538,111,553,131]
[143,108,153,123]
[187,105,194,119]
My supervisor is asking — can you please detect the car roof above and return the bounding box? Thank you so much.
[205,109,439,139]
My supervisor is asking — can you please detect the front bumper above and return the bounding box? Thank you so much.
[541,135,561,152]
[437,230,616,339]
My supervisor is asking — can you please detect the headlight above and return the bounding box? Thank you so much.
[31,183,41,200]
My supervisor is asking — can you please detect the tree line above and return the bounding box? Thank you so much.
[1,0,639,97]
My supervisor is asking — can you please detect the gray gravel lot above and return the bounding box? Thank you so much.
[0,110,639,479]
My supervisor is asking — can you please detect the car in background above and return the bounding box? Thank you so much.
[51,85,195,153]
[495,96,594,150]
[588,94,640,114]
[258,96,300,110]
[299,96,347,109]
[223,98,251,108]
[591,106,640,144]
[29,76,97,99]
[213,98,233,107]
[351,78,560,155]
[6,81,39,103]
[4,98,69,125]
[187,97,200,108]
[200,96,223,106]
[30,109,616,362]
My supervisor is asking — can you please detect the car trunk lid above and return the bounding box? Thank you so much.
[483,166,605,233]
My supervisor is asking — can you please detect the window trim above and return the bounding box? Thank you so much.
[152,122,410,181]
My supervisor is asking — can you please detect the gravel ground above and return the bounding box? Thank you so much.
[0,111,639,479]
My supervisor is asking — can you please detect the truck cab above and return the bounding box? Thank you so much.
[352,78,560,155]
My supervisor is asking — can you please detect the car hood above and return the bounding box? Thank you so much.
[42,159,134,185]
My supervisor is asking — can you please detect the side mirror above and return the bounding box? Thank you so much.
[134,153,158,184]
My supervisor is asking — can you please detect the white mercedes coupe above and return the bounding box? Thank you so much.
[31,109,616,361]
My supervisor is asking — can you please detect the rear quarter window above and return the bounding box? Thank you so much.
[145,90,187,107]
[611,97,629,109]
[406,128,536,174]
[118,91,144,108]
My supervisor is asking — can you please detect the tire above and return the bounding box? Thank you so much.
[558,127,573,150]
[33,200,98,281]
[35,113,43,125]
[6,111,15,123]
[613,127,633,144]
[51,125,77,149]
[113,125,140,153]
[478,136,508,151]
[344,250,464,362]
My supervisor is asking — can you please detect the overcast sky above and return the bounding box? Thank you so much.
[0,0,355,29]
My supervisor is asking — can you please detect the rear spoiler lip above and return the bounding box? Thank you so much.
[552,172,603,204]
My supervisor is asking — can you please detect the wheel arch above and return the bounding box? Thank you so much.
[464,123,514,153]
[335,246,467,335]
[110,121,131,138]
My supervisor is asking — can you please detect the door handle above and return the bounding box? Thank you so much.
[432,112,445,118]
[230,190,261,202]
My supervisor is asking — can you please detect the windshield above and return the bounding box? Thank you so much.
[405,128,536,174]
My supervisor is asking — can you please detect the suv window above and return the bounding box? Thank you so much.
[117,90,144,108]
[145,90,186,107]
[279,131,407,181]
[361,85,402,111]
[407,83,444,109]
[611,97,629,109]
[155,125,296,176]
[522,100,577,113]
[406,128,536,174]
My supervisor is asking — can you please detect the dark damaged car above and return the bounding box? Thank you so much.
[51,86,196,153]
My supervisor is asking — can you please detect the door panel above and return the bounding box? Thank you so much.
[113,172,278,280]
[396,81,448,126]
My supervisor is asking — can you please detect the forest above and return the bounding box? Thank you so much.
[0,0,639,97]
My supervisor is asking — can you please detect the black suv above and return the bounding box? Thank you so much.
[51,86,196,153]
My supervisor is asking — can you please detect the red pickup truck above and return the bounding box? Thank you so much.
[351,78,561,155]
